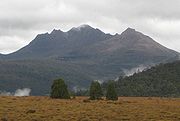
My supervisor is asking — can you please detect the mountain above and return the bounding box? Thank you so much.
[108,60,180,97]
[4,26,179,63]
[5,25,112,59]
[0,25,179,95]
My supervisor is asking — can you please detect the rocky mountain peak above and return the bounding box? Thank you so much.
[121,27,137,35]
[50,29,63,34]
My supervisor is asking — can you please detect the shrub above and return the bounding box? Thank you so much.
[50,78,70,99]
[106,82,118,101]
[89,81,103,100]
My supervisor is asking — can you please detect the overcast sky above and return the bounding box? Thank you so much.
[0,0,180,54]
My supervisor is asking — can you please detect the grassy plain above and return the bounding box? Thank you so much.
[0,96,180,121]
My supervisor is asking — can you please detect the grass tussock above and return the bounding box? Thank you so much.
[0,96,180,121]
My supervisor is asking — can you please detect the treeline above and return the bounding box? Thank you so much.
[50,79,118,100]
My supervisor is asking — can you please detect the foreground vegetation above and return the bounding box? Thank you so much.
[0,96,179,121]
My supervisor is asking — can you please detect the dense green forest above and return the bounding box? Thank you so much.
[106,61,180,97]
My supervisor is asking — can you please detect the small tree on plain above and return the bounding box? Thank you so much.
[106,81,118,101]
[89,81,103,100]
[50,78,70,99]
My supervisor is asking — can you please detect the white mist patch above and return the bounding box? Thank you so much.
[0,88,31,96]
[14,88,31,96]
[0,91,12,96]
[94,80,104,84]
[72,86,78,93]
[123,65,148,76]
[114,77,119,82]
[72,86,87,93]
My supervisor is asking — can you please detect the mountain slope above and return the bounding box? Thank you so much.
[82,28,179,60]
[0,25,179,95]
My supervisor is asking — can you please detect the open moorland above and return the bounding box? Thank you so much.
[0,96,180,121]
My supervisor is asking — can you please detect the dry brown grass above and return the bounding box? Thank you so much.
[0,96,180,121]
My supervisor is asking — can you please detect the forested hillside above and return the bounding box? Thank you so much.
[111,61,180,97]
